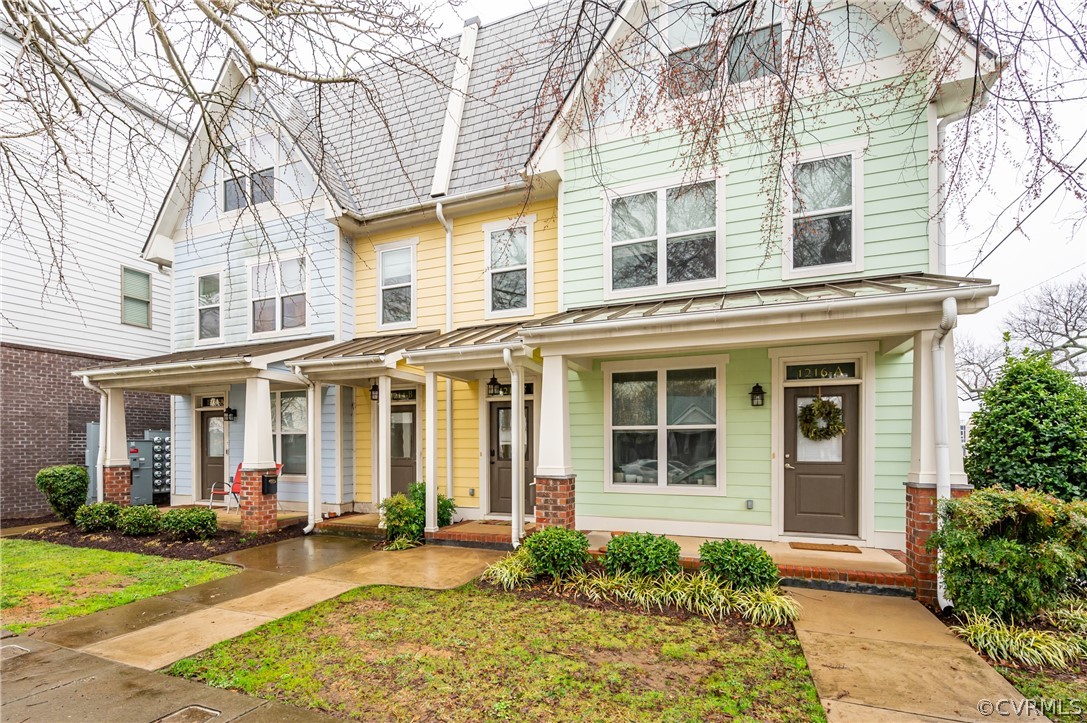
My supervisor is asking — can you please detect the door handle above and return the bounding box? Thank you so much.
[784,463,796,470]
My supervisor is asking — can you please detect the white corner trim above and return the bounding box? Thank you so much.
[430,22,479,198]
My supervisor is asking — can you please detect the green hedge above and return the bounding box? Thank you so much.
[603,532,681,577]
[522,526,589,579]
[117,505,162,536]
[161,507,218,540]
[74,502,123,532]
[698,539,780,590]
[378,482,456,542]
[34,465,89,522]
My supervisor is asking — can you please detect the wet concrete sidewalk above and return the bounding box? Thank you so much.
[790,588,1045,721]
[1,630,334,721]
[29,536,501,671]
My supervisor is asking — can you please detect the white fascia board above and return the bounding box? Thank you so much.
[430,20,479,198]
[74,357,251,381]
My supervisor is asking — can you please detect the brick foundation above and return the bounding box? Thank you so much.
[534,475,576,529]
[102,465,132,506]
[237,468,278,534]
[905,482,973,606]
[0,344,169,520]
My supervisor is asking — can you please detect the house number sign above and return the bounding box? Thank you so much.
[786,362,856,381]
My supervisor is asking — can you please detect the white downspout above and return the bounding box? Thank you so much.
[932,297,957,611]
[503,347,523,548]
[82,376,107,503]
[437,201,455,500]
[294,366,319,534]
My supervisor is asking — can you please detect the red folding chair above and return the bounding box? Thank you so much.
[209,463,243,511]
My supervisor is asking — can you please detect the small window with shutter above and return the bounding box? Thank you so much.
[121,267,151,328]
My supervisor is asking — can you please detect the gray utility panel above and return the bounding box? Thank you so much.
[127,430,172,506]
[143,429,172,498]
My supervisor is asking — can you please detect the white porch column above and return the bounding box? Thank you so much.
[377,374,392,506]
[242,377,276,470]
[104,387,129,467]
[510,363,524,545]
[537,355,573,477]
[308,383,323,522]
[908,330,967,486]
[424,371,438,533]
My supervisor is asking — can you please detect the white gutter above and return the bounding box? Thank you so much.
[293,366,320,534]
[437,201,456,499]
[405,341,531,366]
[76,357,252,380]
[82,376,107,503]
[932,297,957,611]
[503,347,524,548]
[518,285,998,345]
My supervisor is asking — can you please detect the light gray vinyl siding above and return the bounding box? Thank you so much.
[173,396,193,496]
[321,385,337,504]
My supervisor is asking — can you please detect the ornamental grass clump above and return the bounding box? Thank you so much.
[481,548,536,590]
[952,613,1083,669]
[603,532,681,577]
[928,487,1087,621]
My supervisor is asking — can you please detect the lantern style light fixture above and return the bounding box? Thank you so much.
[749,383,766,407]
[486,371,501,397]
[370,383,380,401]
[223,407,237,422]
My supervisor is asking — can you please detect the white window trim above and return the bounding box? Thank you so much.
[271,389,307,482]
[218,129,285,219]
[120,266,153,329]
[375,238,418,331]
[603,172,726,300]
[603,355,729,496]
[193,267,224,345]
[483,215,536,319]
[245,254,310,340]
[782,140,867,280]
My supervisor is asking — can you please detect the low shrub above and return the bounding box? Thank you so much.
[952,613,1083,669]
[161,507,218,540]
[698,539,780,590]
[34,465,89,523]
[928,487,1087,621]
[603,532,681,577]
[74,501,122,532]
[378,483,457,542]
[385,536,421,551]
[117,505,162,536]
[521,526,589,579]
[481,548,536,590]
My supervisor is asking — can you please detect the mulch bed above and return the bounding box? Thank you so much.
[2,513,61,528]
[14,522,306,561]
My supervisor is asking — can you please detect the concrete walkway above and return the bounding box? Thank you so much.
[28,536,501,671]
[790,588,1046,721]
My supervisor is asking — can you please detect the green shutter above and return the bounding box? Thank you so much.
[122,268,151,327]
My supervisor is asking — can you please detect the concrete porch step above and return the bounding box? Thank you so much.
[314,513,383,540]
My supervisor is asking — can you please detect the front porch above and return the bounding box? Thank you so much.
[211,507,307,532]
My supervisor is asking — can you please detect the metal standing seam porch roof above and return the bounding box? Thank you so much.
[79,336,336,374]
[290,330,443,365]
[520,273,993,332]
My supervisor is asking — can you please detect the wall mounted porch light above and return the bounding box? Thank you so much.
[224,407,238,422]
[749,383,766,407]
[370,383,380,401]
[486,371,501,397]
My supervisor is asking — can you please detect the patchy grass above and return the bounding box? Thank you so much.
[999,665,1087,718]
[0,539,235,632]
[170,583,825,722]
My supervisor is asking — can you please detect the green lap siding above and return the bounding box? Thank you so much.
[874,351,913,534]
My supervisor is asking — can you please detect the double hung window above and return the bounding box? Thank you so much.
[250,257,306,334]
[791,154,856,270]
[485,219,533,316]
[378,243,415,328]
[271,390,306,475]
[609,180,718,293]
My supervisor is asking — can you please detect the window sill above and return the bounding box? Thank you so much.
[246,326,311,342]
[377,320,416,332]
[604,277,723,302]
[484,306,533,321]
[603,481,728,496]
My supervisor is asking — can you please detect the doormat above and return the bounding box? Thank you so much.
[789,541,862,554]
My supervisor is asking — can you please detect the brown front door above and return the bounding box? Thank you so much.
[784,386,859,536]
[489,401,534,514]
[200,411,225,499]
[390,404,417,496]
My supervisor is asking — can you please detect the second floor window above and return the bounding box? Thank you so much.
[121,267,151,328]
[610,180,717,293]
[197,273,221,340]
[222,134,279,212]
[378,244,415,327]
[792,154,855,269]
[485,220,533,316]
[251,257,306,334]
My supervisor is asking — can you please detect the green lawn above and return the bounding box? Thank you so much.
[0,539,235,633]
[998,666,1087,719]
[170,584,825,722]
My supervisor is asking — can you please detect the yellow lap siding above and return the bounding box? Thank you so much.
[354,221,447,335]
[354,388,372,504]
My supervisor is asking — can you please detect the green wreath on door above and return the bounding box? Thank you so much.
[798,396,846,441]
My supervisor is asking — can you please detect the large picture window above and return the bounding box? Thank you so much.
[609,180,718,293]
[250,257,306,334]
[485,218,534,317]
[378,242,415,328]
[607,361,724,492]
[271,390,306,475]
[791,154,856,270]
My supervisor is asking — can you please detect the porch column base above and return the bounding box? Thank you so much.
[238,468,278,534]
[905,481,973,606]
[535,475,576,530]
[102,465,131,507]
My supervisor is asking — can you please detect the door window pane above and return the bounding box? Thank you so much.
[206,417,225,457]
[666,368,716,424]
[491,269,527,311]
[252,299,275,333]
[497,407,512,461]
[611,192,656,242]
[796,395,843,462]
[391,410,415,459]
[280,391,307,434]
[612,431,658,484]
[612,371,658,426]
[612,241,657,289]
